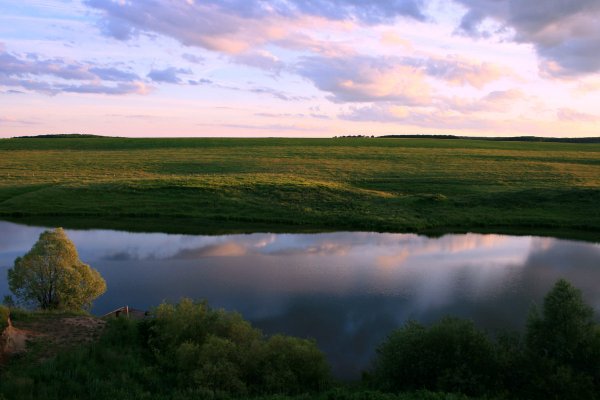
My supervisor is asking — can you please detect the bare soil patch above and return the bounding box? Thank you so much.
[1,314,106,363]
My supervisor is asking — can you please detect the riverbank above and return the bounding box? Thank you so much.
[2,279,599,399]
[1,137,599,241]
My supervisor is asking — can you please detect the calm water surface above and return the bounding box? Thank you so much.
[1,221,599,378]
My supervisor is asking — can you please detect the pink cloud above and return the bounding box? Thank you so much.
[297,55,431,103]
[88,0,340,55]
[557,108,599,122]
[446,89,526,114]
[425,55,512,89]
[0,47,150,96]
[379,31,412,48]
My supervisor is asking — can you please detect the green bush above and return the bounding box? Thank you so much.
[259,335,331,394]
[148,298,331,396]
[0,318,160,400]
[6,280,600,400]
[371,318,498,396]
[0,305,9,331]
[370,280,600,399]
[0,299,331,399]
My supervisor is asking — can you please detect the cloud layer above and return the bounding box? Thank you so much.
[456,0,600,76]
[2,0,600,136]
[85,0,600,79]
[0,47,149,95]
[87,0,427,52]
[297,53,512,105]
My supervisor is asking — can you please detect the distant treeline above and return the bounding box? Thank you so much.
[334,135,376,138]
[14,134,106,139]
[11,134,600,143]
[378,134,600,143]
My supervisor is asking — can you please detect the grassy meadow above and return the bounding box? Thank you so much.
[3,280,600,400]
[0,136,599,240]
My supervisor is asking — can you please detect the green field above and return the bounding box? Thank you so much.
[0,137,599,240]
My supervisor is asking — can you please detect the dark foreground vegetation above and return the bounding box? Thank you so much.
[1,137,599,240]
[370,281,600,399]
[2,279,600,399]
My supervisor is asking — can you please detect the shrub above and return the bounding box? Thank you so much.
[0,318,159,400]
[259,335,331,394]
[372,318,498,396]
[148,298,331,395]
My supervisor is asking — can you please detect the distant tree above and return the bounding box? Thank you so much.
[7,228,106,311]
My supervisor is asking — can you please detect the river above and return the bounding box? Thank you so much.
[1,221,599,378]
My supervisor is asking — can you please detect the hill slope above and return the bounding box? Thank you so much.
[0,137,598,240]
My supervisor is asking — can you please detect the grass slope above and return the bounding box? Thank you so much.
[0,137,599,240]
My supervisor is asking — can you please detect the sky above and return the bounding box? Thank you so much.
[0,0,599,138]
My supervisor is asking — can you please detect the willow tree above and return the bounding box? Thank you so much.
[7,228,106,311]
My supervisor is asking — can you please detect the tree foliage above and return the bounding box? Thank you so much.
[7,228,106,311]
[526,278,598,365]
[522,279,600,399]
[4,278,600,399]
[371,279,600,399]
[149,298,331,396]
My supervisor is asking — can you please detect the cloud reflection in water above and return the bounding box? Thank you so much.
[0,221,599,379]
